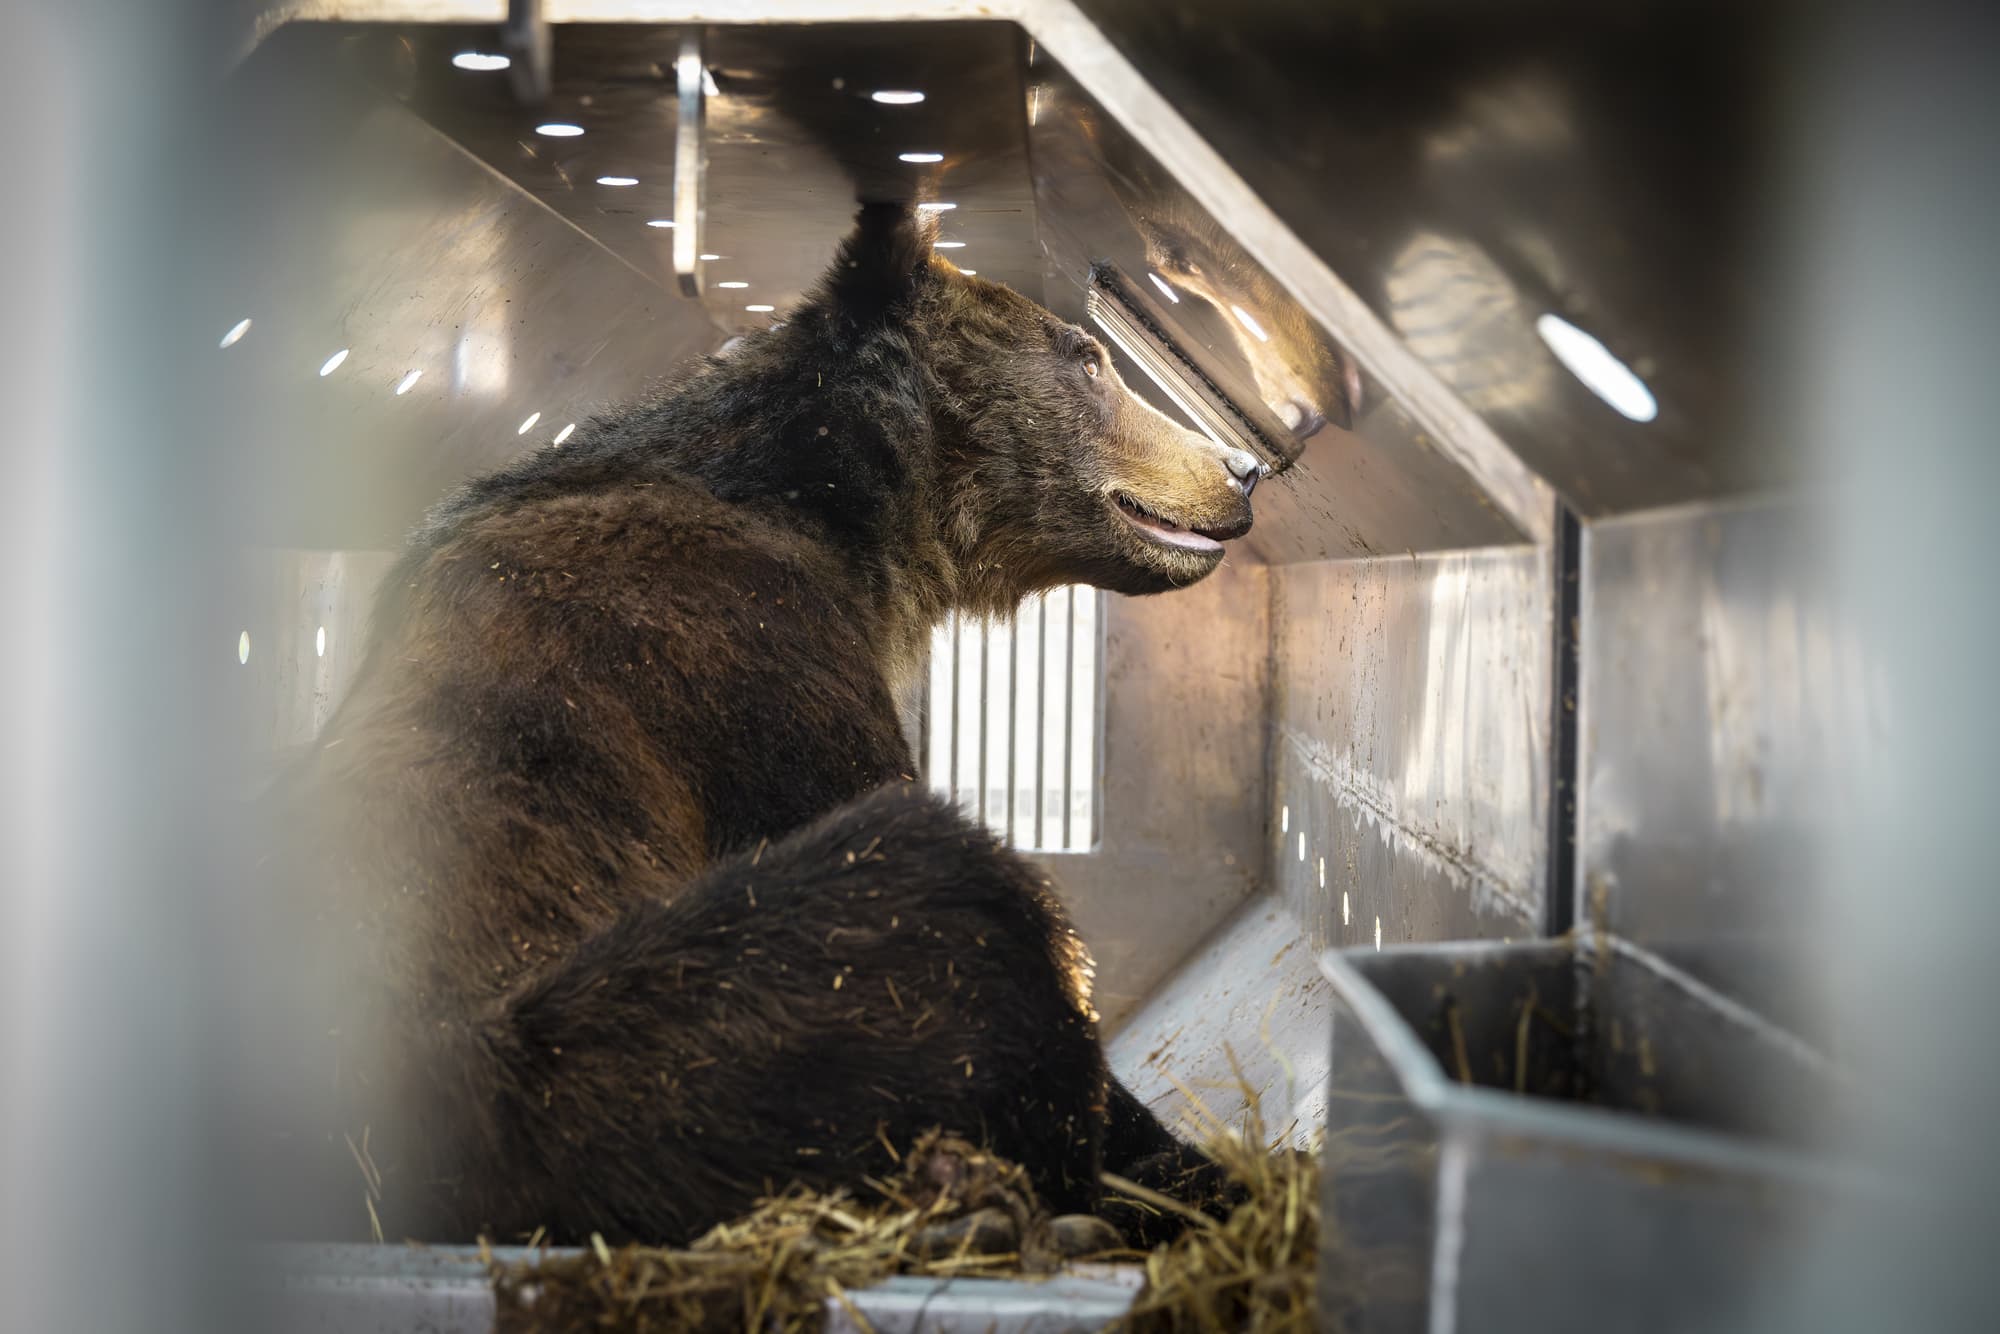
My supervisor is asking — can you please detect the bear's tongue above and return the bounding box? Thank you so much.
[1114,494,1225,553]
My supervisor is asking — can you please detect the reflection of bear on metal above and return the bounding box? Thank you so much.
[1141,206,1365,446]
[266,204,1268,1249]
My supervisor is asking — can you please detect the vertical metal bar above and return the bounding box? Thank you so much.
[945,611,958,814]
[915,643,928,779]
[1075,588,1096,850]
[504,0,553,104]
[925,623,952,795]
[1040,596,1056,856]
[672,30,706,297]
[1063,586,1076,851]
[977,616,990,832]
[1005,607,1017,845]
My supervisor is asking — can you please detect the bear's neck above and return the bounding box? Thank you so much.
[640,310,1032,681]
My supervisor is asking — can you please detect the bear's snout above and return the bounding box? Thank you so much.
[1221,447,1269,498]
[1193,500,1255,544]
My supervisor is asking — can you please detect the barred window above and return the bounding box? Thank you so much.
[923,587,1101,851]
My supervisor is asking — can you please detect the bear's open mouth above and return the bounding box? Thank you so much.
[1110,491,1228,555]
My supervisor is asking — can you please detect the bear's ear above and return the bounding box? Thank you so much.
[822,202,939,324]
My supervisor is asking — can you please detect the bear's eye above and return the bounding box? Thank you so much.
[1082,355,1102,379]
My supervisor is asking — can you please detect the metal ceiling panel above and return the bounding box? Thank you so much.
[1068,0,1790,518]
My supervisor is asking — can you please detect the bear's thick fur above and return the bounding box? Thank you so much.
[256,204,1267,1248]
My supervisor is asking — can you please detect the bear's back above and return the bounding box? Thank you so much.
[288,472,915,1015]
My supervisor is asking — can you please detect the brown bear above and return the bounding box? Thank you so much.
[246,203,1268,1250]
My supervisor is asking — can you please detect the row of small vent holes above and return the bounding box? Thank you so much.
[1282,800,1383,950]
[236,590,1104,855]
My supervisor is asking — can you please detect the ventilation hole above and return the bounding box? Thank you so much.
[926,587,1100,852]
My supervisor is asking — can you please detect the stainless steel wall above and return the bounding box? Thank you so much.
[203,48,721,552]
[1272,547,1552,953]
[1045,559,1271,1030]
[1577,497,1874,1039]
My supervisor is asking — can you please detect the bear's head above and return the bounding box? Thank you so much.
[817,204,1268,602]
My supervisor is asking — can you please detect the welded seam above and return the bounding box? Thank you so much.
[1544,507,1582,936]
[1280,725,1536,923]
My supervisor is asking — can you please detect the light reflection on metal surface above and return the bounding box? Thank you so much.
[451,308,509,397]
[1536,312,1658,422]
[672,29,705,296]
[1385,231,1553,419]
[1136,204,1357,441]
[229,549,401,761]
[1227,303,1268,343]
[394,22,1046,328]
[1064,0,1777,516]
[1025,57,1532,559]
[198,42,714,549]
[1104,893,1331,1144]
[1085,263,1283,468]
[1271,547,1552,950]
[502,0,551,104]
